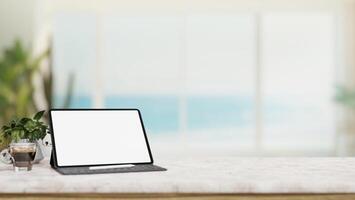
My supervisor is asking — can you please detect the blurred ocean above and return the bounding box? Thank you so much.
[54,95,255,133]
[54,95,328,136]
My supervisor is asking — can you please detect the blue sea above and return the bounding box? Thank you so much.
[53,95,301,134]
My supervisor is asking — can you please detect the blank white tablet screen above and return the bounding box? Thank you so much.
[51,110,151,166]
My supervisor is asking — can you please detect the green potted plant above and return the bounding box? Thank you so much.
[335,85,355,155]
[0,39,75,152]
[0,111,48,163]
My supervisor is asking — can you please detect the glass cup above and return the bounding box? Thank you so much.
[9,141,36,171]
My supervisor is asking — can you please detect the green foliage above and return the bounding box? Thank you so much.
[0,40,48,126]
[0,39,75,150]
[1,111,48,143]
[335,85,355,109]
[33,110,45,121]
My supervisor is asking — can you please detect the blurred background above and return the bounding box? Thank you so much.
[1,0,355,157]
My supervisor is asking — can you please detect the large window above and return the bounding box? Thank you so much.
[53,13,96,108]
[261,13,335,152]
[53,7,336,154]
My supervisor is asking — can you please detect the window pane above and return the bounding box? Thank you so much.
[105,96,179,134]
[53,13,96,108]
[185,15,255,147]
[102,15,181,134]
[261,13,335,151]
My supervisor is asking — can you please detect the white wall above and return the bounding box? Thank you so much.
[0,0,36,50]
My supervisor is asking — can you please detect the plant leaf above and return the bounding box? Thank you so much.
[1,125,10,132]
[11,130,21,142]
[33,110,45,121]
[19,117,31,125]
[24,120,35,132]
[10,119,17,128]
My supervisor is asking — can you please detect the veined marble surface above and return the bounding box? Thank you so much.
[0,156,355,194]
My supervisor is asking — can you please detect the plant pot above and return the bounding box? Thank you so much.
[33,140,45,163]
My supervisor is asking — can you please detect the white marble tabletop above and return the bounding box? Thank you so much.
[1,156,355,194]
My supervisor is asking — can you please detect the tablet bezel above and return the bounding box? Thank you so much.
[49,108,154,168]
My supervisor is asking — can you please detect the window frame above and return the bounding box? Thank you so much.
[48,0,342,155]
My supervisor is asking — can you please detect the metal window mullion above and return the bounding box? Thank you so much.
[255,13,263,153]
